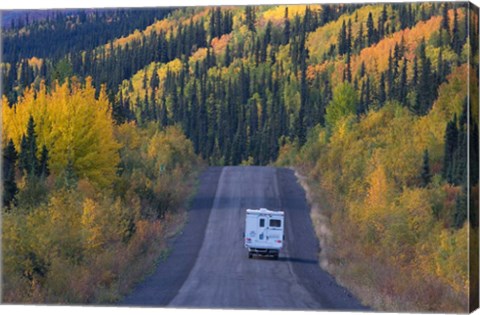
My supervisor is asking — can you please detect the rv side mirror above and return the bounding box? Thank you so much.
[243,233,245,237]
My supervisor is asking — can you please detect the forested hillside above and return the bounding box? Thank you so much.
[1,2,478,310]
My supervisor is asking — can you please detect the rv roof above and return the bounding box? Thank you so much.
[246,208,284,215]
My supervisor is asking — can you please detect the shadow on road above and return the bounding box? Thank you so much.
[251,256,318,265]
[278,257,318,265]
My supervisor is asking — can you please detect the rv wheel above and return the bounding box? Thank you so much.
[248,253,253,259]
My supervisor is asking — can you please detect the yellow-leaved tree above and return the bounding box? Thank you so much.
[2,78,120,188]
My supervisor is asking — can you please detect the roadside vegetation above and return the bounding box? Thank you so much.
[276,41,478,314]
[2,80,202,303]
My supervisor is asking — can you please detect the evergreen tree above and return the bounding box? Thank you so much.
[142,71,148,90]
[399,58,408,104]
[378,72,386,106]
[283,7,290,45]
[19,116,40,178]
[420,149,432,187]
[367,12,376,46]
[346,19,352,54]
[3,139,18,208]
[224,44,231,67]
[359,61,366,78]
[18,135,29,175]
[377,6,386,39]
[355,22,364,51]
[296,48,308,145]
[358,80,366,115]
[453,185,467,229]
[436,50,444,85]
[338,20,347,55]
[441,3,450,31]
[320,5,331,25]
[344,52,352,83]
[451,8,462,55]
[214,8,222,39]
[443,115,458,183]
[150,65,160,90]
[245,6,256,32]
[412,56,418,87]
[209,8,216,39]
[387,50,394,100]
[416,39,434,115]
[364,76,371,111]
[38,145,50,178]
[471,118,479,187]
[159,96,168,127]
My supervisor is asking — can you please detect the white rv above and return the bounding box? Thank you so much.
[244,208,285,259]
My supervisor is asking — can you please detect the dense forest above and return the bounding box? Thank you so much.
[1,2,478,310]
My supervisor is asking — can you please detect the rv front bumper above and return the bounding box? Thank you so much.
[247,247,280,255]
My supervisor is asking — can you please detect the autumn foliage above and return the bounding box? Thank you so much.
[2,80,201,303]
[2,2,477,311]
[3,78,120,188]
[278,64,474,311]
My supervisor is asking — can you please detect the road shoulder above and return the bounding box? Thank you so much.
[120,167,223,306]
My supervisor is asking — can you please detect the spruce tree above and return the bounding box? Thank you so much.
[377,8,385,39]
[358,81,366,115]
[3,139,18,208]
[387,50,394,100]
[412,56,418,87]
[416,39,433,114]
[346,19,352,54]
[453,185,467,229]
[224,44,231,67]
[150,65,159,90]
[443,115,458,183]
[160,96,168,127]
[38,145,50,178]
[456,135,467,186]
[359,61,366,78]
[344,52,352,83]
[283,7,290,45]
[209,8,216,39]
[19,116,40,178]
[214,7,222,39]
[355,22,364,51]
[367,12,375,46]
[18,135,29,175]
[365,76,371,111]
[297,48,308,145]
[451,8,461,55]
[142,71,148,90]
[245,6,256,33]
[420,149,432,187]
[399,58,408,104]
[378,72,386,106]
[338,20,347,55]
[441,3,449,31]
[471,119,479,187]
[320,5,331,25]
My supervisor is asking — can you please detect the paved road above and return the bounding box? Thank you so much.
[122,166,366,310]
